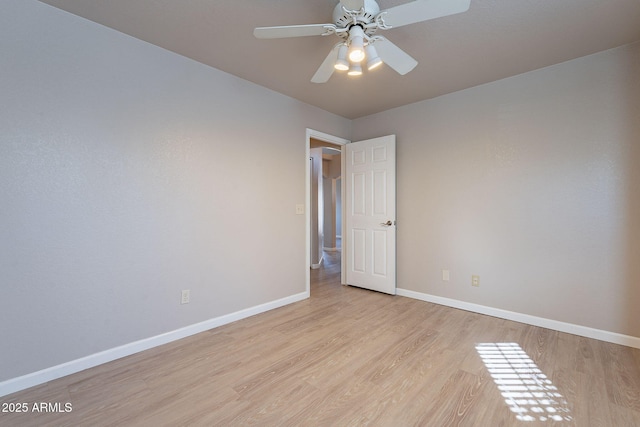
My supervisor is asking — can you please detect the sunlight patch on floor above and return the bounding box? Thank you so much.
[476,342,572,422]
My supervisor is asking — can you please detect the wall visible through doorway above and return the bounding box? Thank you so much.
[310,138,342,269]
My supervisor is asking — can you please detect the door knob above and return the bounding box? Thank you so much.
[380,220,393,226]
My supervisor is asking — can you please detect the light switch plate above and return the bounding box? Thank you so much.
[295,204,305,215]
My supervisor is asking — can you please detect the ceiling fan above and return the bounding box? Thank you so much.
[254,0,471,83]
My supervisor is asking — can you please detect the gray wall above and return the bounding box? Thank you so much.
[353,42,640,337]
[0,0,350,383]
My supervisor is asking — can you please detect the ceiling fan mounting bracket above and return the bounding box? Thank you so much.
[320,25,339,36]
[375,12,392,30]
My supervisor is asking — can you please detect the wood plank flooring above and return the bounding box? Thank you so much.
[2,249,640,426]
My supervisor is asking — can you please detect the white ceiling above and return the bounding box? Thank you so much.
[39,0,640,119]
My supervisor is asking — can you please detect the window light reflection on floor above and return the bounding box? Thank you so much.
[476,343,572,422]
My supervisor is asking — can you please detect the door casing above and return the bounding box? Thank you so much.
[305,129,350,295]
[306,130,396,295]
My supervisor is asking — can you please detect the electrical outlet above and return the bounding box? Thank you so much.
[472,275,480,287]
[181,289,190,304]
[442,269,450,281]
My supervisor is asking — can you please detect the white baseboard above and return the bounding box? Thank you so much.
[397,288,640,350]
[0,291,309,398]
[323,247,338,252]
[311,256,324,269]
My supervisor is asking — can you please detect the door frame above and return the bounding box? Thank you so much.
[305,129,350,295]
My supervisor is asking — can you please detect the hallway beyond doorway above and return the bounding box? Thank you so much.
[311,238,341,293]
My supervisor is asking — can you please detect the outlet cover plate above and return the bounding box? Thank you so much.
[181,289,190,304]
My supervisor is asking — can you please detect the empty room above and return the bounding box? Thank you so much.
[1,0,639,425]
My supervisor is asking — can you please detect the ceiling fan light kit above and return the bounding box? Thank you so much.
[348,63,364,76]
[254,0,472,83]
[334,44,350,70]
[365,44,383,70]
[347,26,366,63]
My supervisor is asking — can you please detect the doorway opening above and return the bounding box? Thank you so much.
[305,129,349,296]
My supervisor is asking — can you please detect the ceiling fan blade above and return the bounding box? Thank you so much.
[381,0,471,28]
[311,44,342,83]
[374,37,418,75]
[340,0,365,10]
[254,24,335,39]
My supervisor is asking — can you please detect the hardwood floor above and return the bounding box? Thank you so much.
[3,249,640,426]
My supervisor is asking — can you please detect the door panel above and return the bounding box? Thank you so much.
[352,172,366,215]
[345,135,396,295]
[352,228,366,273]
[373,229,388,276]
[373,170,387,215]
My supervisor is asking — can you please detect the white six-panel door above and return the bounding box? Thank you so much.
[344,135,396,295]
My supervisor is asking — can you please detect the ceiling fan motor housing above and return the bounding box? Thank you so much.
[332,0,381,39]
